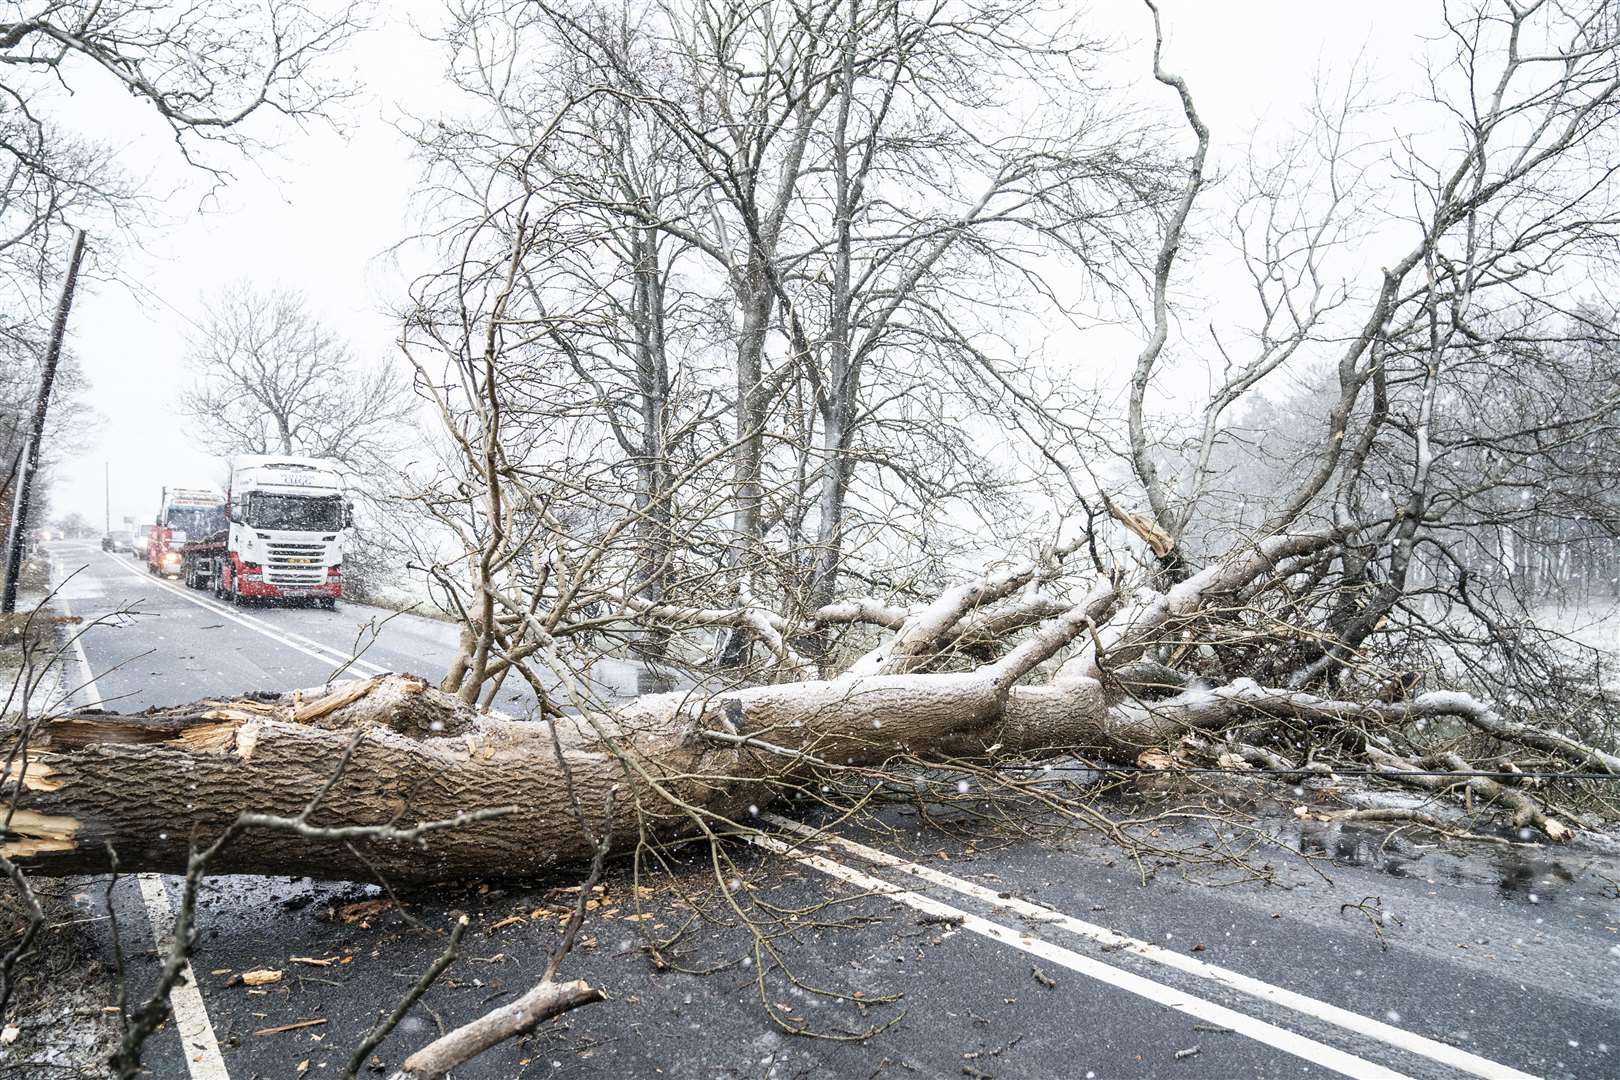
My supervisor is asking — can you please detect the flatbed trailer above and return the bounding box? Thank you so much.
[178,530,227,593]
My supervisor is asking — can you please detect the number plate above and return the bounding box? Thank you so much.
[286,558,313,565]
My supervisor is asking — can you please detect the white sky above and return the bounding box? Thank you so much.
[48,0,1429,528]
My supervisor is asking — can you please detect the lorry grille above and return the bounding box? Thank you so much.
[265,543,328,586]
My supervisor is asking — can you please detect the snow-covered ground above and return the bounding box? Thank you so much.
[1535,597,1620,687]
[1536,598,1620,652]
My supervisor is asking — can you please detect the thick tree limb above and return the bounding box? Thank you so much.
[389,979,603,1080]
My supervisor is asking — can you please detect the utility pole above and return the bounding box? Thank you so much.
[2,229,88,613]
[104,461,110,536]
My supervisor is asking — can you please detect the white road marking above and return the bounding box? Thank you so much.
[96,552,386,678]
[751,832,1418,1080]
[136,876,231,1080]
[63,596,231,1080]
[765,814,1540,1080]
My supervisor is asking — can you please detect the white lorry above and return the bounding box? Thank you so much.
[181,455,350,608]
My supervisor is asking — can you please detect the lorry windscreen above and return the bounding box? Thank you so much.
[167,507,225,536]
[249,494,343,532]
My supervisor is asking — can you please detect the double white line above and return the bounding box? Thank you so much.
[759,813,1540,1080]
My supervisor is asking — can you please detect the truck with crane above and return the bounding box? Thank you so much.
[164,456,350,608]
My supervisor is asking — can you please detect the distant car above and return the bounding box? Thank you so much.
[100,534,116,551]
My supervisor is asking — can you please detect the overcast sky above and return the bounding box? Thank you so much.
[49,0,1427,529]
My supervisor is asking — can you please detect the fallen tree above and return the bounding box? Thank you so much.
[6,532,1615,883]
[6,0,1619,894]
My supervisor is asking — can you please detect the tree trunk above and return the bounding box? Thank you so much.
[2,667,1133,884]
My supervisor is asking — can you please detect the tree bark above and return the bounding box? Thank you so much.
[0,667,1128,883]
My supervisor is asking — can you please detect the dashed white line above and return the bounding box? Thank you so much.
[751,832,1418,1080]
[764,813,1540,1080]
[63,596,230,1080]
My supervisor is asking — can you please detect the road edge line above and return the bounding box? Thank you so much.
[63,597,232,1080]
[97,552,385,677]
[134,876,231,1080]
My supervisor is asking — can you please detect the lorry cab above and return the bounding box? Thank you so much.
[218,456,349,607]
[147,488,226,577]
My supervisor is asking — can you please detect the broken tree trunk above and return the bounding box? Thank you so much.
[0,662,1132,882]
[5,537,1608,882]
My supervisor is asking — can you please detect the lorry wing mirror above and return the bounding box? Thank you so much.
[344,501,355,529]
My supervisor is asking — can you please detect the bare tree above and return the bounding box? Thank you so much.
[404,0,1170,684]
[8,5,1620,1075]
[0,0,363,309]
[0,341,93,545]
[0,0,365,584]
[182,282,413,470]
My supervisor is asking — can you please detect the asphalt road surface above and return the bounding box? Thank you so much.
[42,541,1620,1079]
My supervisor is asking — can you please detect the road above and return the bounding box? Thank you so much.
[41,541,1620,1079]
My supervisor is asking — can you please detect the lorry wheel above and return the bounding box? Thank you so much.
[321,598,336,611]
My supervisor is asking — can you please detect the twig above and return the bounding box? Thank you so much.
[344,915,468,1078]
